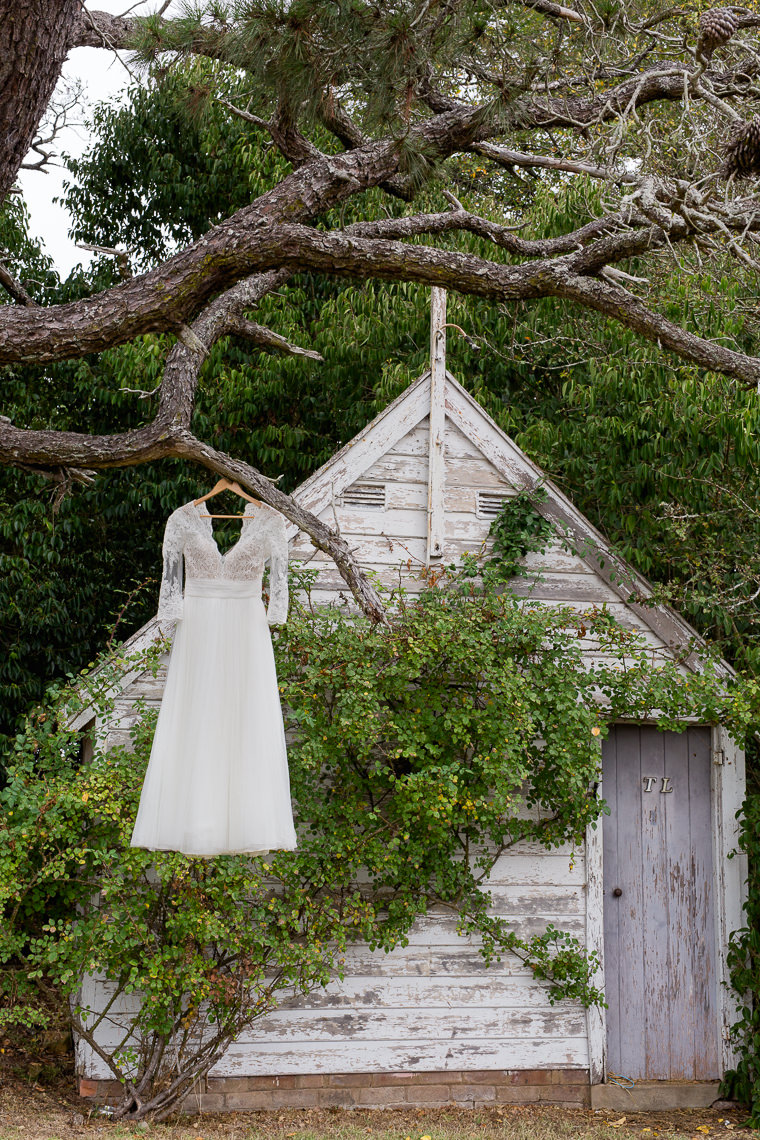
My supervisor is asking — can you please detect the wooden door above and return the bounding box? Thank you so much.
[602,725,720,1080]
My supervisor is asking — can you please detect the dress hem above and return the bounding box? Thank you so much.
[131,842,298,857]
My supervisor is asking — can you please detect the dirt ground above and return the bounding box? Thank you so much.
[0,1075,751,1140]
[0,1037,751,1140]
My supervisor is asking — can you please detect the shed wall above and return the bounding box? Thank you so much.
[76,841,589,1081]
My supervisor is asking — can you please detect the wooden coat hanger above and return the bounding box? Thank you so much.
[193,478,260,519]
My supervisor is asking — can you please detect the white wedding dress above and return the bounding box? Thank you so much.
[130,500,298,857]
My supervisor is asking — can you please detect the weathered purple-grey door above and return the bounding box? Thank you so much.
[602,725,720,1080]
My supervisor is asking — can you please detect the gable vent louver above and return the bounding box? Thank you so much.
[478,491,511,519]
[343,482,386,510]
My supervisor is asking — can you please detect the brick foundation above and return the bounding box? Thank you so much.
[78,1068,591,1111]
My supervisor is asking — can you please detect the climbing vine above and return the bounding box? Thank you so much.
[723,754,760,1125]
[486,486,556,581]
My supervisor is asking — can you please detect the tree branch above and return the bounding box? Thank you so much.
[73,8,135,50]
[508,0,584,24]
[470,141,638,184]
[76,242,132,280]
[219,97,325,167]
[0,99,501,363]
[174,434,386,621]
[0,262,38,306]
[422,62,754,131]
[344,205,634,257]
[0,221,567,363]
[0,415,386,621]
[318,94,367,151]
[1,198,759,387]
[0,266,382,621]
[227,318,323,360]
[557,272,760,387]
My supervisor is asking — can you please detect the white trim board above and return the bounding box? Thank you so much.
[585,806,606,1085]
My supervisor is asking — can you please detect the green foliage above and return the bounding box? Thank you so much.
[487,487,555,581]
[128,0,534,146]
[0,649,390,1120]
[722,756,760,1126]
[62,66,291,270]
[2,569,750,1118]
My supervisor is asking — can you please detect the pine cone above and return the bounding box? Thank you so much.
[721,119,760,178]
[697,7,739,59]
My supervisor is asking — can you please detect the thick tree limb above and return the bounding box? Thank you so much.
[557,273,760,387]
[0,204,721,357]
[0,414,385,621]
[0,98,504,363]
[0,222,601,363]
[3,214,759,408]
[173,435,386,622]
[158,269,294,428]
[344,208,634,257]
[73,8,135,50]
[422,62,753,131]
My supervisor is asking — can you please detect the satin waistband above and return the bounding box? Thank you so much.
[185,578,262,600]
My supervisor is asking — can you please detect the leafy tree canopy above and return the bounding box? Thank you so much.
[5,0,760,626]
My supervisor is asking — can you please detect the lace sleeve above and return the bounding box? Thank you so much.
[266,511,289,625]
[157,511,185,624]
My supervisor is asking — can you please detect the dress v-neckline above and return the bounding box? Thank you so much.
[192,501,256,561]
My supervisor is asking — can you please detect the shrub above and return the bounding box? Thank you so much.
[0,570,750,1120]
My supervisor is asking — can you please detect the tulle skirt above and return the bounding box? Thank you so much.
[131,578,297,856]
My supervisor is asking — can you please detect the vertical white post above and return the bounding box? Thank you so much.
[712,725,748,1074]
[427,287,447,562]
[585,812,607,1084]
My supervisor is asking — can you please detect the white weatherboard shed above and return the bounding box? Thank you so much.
[77,291,747,1111]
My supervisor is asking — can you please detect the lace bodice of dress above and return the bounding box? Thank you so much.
[157,501,289,626]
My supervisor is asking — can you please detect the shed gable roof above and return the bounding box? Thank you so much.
[288,369,710,670]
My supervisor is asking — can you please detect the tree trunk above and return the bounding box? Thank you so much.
[0,0,80,205]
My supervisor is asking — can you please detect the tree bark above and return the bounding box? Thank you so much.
[0,0,81,205]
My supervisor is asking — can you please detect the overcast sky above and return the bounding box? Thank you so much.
[17,1,181,276]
